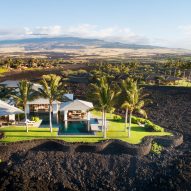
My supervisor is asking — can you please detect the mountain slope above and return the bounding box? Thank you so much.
[0,36,163,49]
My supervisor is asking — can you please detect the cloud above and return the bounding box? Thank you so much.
[0,24,191,49]
[65,24,149,44]
[24,25,62,36]
[0,24,149,45]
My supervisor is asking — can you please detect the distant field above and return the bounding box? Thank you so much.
[0,64,89,81]
[1,45,191,61]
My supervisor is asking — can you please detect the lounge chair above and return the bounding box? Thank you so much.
[90,124,102,131]
[26,119,36,126]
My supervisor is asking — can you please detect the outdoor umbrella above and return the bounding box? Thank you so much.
[0,100,24,116]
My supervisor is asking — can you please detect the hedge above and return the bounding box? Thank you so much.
[131,116,164,132]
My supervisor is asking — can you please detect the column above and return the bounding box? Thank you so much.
[87,111,90,131]
[64,110,68,128]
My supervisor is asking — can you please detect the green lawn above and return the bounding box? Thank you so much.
[0,111,171,144]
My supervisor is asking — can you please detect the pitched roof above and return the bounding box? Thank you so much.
[0,80,19,88]
[60,99,93,111]
[0,100,24,116]
[165,76,182,81]
[0,81,43,91]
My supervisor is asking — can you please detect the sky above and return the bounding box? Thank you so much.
[0,0,191,49]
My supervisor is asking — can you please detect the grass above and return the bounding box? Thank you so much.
[0,67,9,77]
[176,80,191,87]
[0,111,171,144]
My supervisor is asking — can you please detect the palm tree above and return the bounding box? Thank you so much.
[121,80,147,137]
[12,80,37,132]
[120,78,133,131]
[90,77,119,138]
[38,74,63,133]
[0,85,14,100]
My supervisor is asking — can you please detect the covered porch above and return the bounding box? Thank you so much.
[60,99,93,131]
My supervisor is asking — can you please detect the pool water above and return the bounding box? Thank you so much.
[31,112,99,134]
[59,118,98,135]
[63,121,87,133]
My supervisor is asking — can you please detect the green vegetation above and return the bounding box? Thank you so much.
[113,115,122,122]
[131,116,164,132]
[31,116,40,122]
[90,77,119,138]
[0,67,8,73]
[0,67,8,76]
[38,74,64,132]
[88,59,191,87]
[0,122,170,144]
[120,78,148,137]
[151,142,163,155]
[11,80,38,132]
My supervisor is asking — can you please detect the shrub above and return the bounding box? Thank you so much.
[131,116,146,124]
[145,122,164,132]
[113,115,122,122]
[131,116,145,124]
[151,142,162,155]
[152,124,164,132]
[132,116,164,132]
[31,116,40,122]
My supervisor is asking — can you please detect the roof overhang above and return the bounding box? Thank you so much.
[60,99,93,111]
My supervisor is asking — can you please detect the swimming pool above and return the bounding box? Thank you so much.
[58,118,98,135]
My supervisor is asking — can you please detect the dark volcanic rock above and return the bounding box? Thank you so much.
[0,87,191,191]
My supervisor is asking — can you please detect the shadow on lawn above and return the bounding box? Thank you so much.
[1,129,58,133]
[4,135,58,138]
[0,129,26,132]
[131,126,149,132]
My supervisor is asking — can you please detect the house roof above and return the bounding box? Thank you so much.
[63,94,74,101]
[0,100,24,116]
[0,80,19,88]
[145,74,164,81]
[60,99,93,111]
[165,76,182,82]
[0,81,43,91]
[27,98,61,105]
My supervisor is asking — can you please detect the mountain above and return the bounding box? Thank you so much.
[0,36,163,50]
[0,36,190,60]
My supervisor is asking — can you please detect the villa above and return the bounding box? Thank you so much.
[26,96,97,133]
[0,80,99,133]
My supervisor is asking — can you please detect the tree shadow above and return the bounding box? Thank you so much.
[131,126,149,132]
[0,129,26,132]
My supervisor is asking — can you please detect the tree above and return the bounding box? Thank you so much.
[4,58,13,69]
[121,80,148,137]
[12,80,37,132]
[90,77,119,138]
[120,78,133,131]
[38,74,63,133]
[0,85,14,100]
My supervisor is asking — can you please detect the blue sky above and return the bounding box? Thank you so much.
[0,0,191,49]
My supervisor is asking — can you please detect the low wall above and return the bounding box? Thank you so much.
[0,129,183,157]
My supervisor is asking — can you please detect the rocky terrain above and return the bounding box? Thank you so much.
[0,87,191,191]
